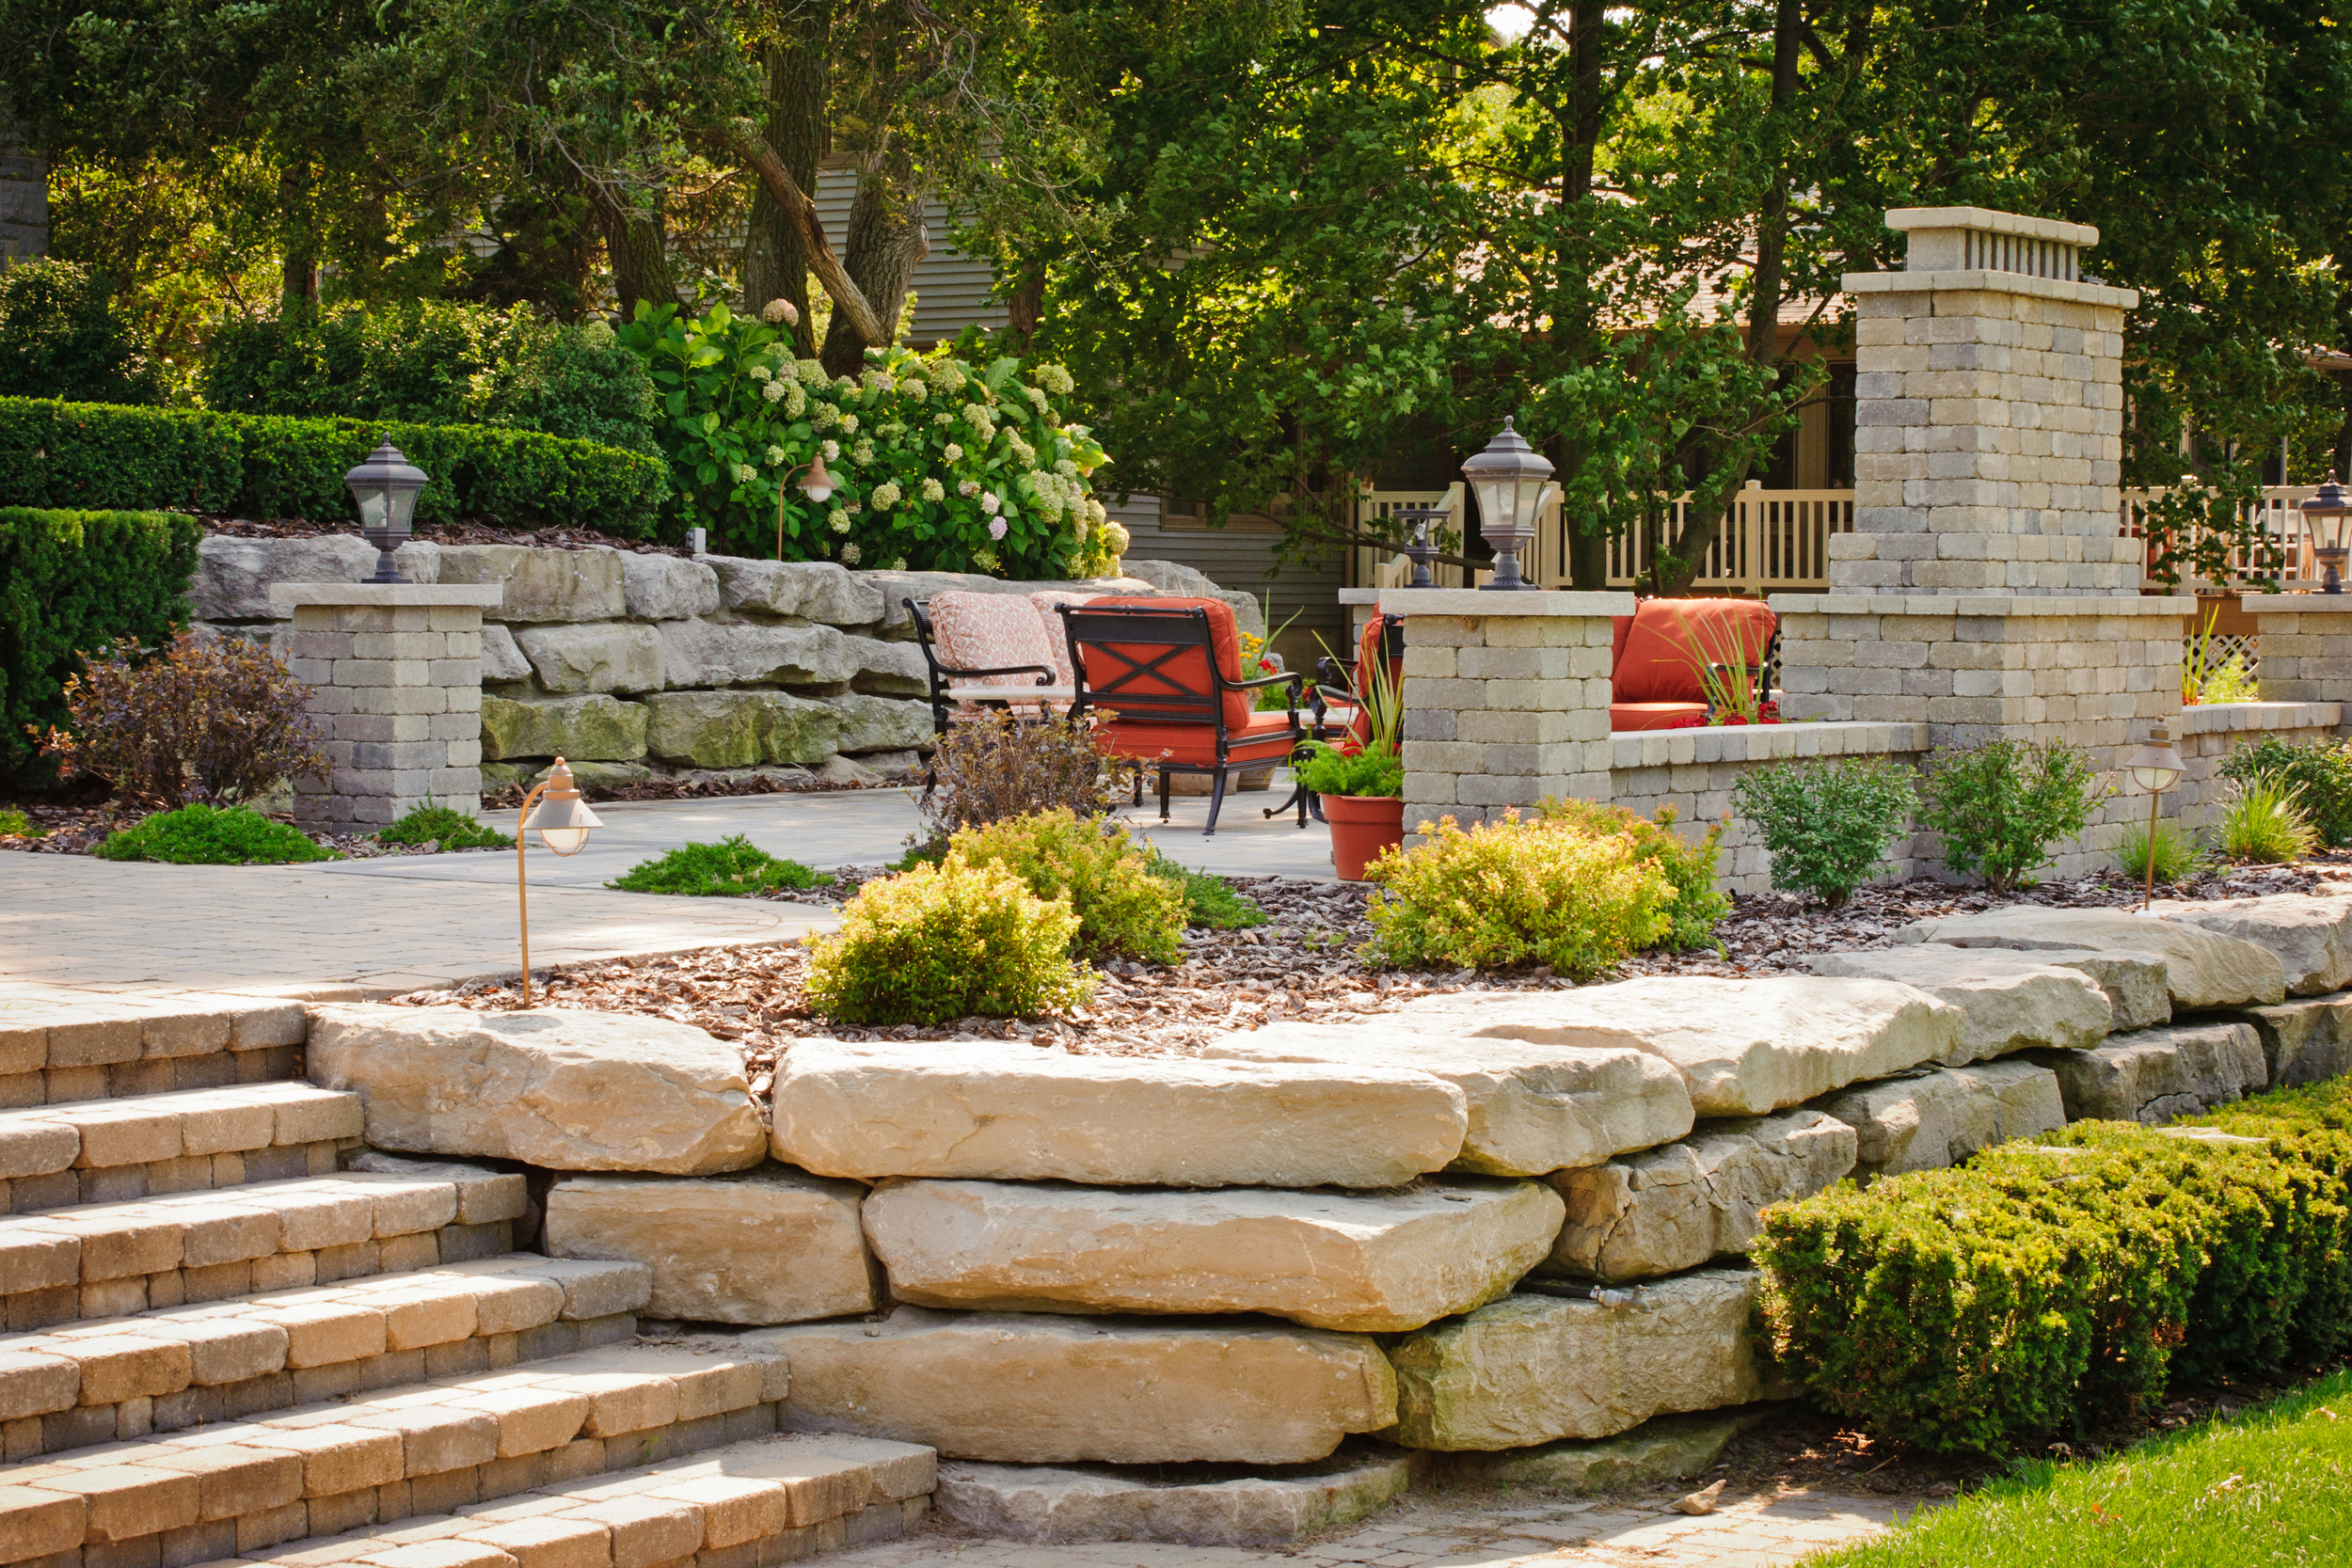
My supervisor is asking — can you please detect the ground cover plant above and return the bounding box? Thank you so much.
[48,628,326,810]
[94,803,340,864]
[804,849,1091,1023]
[376,802,512,850]
[1919,737,2105,891]
[949,809,1186,962]
[2219,735,2352,847]
[1731,756,1917,907]
[607,835,825,896]
[1144,846,1269,928]
[0,807,42,838]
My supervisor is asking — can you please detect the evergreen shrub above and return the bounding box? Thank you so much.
[95,803,340,864]
[804,851,1092,1023]
[1538,797,1728,950]
[951,809,1186,961]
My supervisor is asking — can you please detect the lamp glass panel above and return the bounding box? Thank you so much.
[802,481,835,502]
[538,825,591,855]
[385,483,421,531]
[1513,477,1547,533]
[2129,764,2182,793]
[356,487,390,531]
[1472,478,1515,532]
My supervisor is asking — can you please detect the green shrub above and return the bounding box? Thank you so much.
[2217,775,2320,863]
[2217,734,2352,847]
[1919,738,2105,891]
[95,803,340,864]
[0,397,668,537]
[1292,739,1403,800]
[0,261,162,405]
[920,711,1114,837]
[1143,847,1267,928]
[1729,756,1916,907]
[1537,797,1728,951]
[0,508,202,778]
[804,850,1093,1023]
[2112,816,2207,885]
[951,809,1186,962]
[48,628,327,810]
[0,807,40,837]
[1362,809,1677,977]
[606,835,824,895]
[376,803,514,850]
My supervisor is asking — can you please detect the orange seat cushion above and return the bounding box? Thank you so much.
[1612,598,1777,704]
[1610,702,1711,732]
[1100,711,1300,767]
[1074,596,1254,734]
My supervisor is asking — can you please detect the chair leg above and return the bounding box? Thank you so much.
[1132,763,1143,807]
[1205,768,1229,836]
[1158,767,1172,822]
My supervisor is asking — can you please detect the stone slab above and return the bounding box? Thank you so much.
[770,1039,1468,1189]
[745,1307,1397,1464]
[513,624,666,696]
[1897,907,2286,1010]
[2225,991,2352,1089]
[1399,977,1963,1117]
[1803,946,2110,1062]
[1447,1409,1768,1493]
[1545,1111,1857,1282]
[545,1164,877,1324]
[1199,1023,1692,1177]
[306,1005,767,1175]
[862,1177,1562,1332]
[433,544,627,623]
[932,1445,1422,1545]
[622,554,722,621]
[2032,1022,2268,1124]
[2151,894,2352,997]
[1811,1061,2066,1180]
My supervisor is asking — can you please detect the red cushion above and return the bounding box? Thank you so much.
[1610,702,1711,732]
[1612,615,1634,671]
[1074,596,1253,734]
[1613,599,1776,705]
[1100,711,1300,766]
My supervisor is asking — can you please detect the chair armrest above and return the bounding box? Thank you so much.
[939,661,1057,686]
[1232,670,1305,692]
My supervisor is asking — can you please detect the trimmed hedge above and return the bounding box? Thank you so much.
[0,507,202,776]
[1755,1087,2352,1457]
[0,396,668,537]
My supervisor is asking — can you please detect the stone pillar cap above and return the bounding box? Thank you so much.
[1378,588,1637,617]
[1885,206,2099,247]
[268,582,505,610]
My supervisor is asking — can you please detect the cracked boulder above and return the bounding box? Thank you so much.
[2150,894,2352,997]
[2035,1021,2268,1124]
[1811,1061,2066,1180]
[1803,945,2110,1062]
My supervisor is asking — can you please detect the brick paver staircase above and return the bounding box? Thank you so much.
[0,994,935,1568]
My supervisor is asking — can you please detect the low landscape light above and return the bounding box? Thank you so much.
[1462,419,1552,592]
[2124,722,2185,912]
[344,441,429,583]
[776,451,840,558]
[514,758,605,1004]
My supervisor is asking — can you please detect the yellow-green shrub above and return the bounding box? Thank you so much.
[804,850,1093,1023]
[1361,809,1677,977]
[1536,797,1727,951]
[949,809,1186,962]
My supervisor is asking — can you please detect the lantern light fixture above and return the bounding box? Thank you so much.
[2124,722,2185,912]
[2304,472,2352,594]
[344,441,429,583]
[1461,419,1553,592]
[514,758,605,1005]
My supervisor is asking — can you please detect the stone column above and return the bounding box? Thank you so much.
[1386,589,1633,844]
[269,583,504,828]
[2247,596,2352,717]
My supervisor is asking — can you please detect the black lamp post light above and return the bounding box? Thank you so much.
[2303,471,2351,594]
[1462,419,1554,591]
[344,442,429,584]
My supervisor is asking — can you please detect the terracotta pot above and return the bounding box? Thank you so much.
[1322,793,1406,882]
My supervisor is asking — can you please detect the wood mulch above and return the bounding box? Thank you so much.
[201,515,686,555]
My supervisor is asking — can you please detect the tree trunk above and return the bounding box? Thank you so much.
[1007,266,1044,349]
[818,142,930,377]
[278,161,320,314]
[729,120,888,348]
[1563,5,1608,589]
[742,2,830,358]
[589,182,682,321]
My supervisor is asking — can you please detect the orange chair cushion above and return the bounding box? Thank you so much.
[1074,596,1253,734]
[1612,598,1777,705]
[1610,702,1712,732]
[1101,711,1301,767]
[930,591,1059,689]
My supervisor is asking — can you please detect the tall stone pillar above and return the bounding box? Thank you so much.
[1774,206,2197,879]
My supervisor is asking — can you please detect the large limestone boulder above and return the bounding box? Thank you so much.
[745,1307,1397,1464]
[707,558,889,626]
[306,1005,768,1174]
[826,693,933,754]
[514,623,666,694]
[862,1177,1563,1332]
[771,1039,1468,1188]
[644,690,770,768]
[479,693,647,761]
[1449,1411,1755,1493]
[1200,1023,1692,1177]
[934,1448,1420,1546]
[623,553,722,620]
[762,692,844,763]
[193,535,438,620]
[2151,894,2352,997]
[1386,1271,1786,1450]
[2228,991,2352,1088]
[1897,906,2285,1009]
[1812,1061,2066,1180]
[544,1164,876,1323]
[1546,1110,1856,1282]
[846,634,931,697]
[657,619,860,689]
[2026,950,2174,1032]
[1803,946,2110,1062]
[1400,977,1962,1117]
[481,622,534,683]
[2036,1022,2268,1124]
[437,543,627,623]
[1112,560,1266,638]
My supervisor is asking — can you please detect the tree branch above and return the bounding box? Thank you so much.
[723,118,888,345]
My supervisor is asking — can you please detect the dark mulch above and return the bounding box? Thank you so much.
[201,516,687,556]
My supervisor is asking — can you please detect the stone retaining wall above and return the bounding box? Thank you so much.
[2160,702,2345,833]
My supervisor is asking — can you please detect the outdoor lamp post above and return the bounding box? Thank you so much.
[344,442,429,583]
[2125,722,2185,911]
[514,757,604,1006]
[775,451,839,561]
[1392,505,1443,588]
[2303,471,2351,594]
[1462,419,1554,591]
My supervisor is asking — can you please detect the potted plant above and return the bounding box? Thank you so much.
[1293,649,1404,880]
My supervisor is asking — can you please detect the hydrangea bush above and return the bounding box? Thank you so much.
[617,298,1121,577]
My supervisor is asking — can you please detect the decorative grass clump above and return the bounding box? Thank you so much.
[94,803,340,864]
[376,802,513,850]
[605,835,826,896]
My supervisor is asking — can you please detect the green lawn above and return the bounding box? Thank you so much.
[1811,1370,2352,1566]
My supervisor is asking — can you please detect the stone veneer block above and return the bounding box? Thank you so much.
[270,583,503,828]
[2246,597,2352,706]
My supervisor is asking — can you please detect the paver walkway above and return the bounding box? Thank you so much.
[832,1487,1919,1567]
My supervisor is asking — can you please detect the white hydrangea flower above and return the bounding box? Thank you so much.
[933,412,955,427]
[1085,497,1106,525]
[870,481,901,509]
[762,298,799,325]
[813,404,841,432]
[973,546,1000,573]
[766,445,787,467]
[1055,459,1079,481]
[931,361,967,393]
[853,439,875,467]
[961,403,992,428]
[785,384,807,417]
[760,379,787,403]
[1103,520,1130,554]
[829,508,850,532]
[862,370,894,393]
[821,439,840,461]
[1005,433,1037,467]
[988,516,1008,541]
[901,379,928,401]
[943,443,963,463]
[796,359,829,388]
[1033,363,1074,395]
[981,491,1002,515]
[840,542,861,564]
[839,413,859,434]
[958,479,981,498]
[1023,385,1049,414]
[748,363,773,381]
[920,477,945,503]
[889,556,908,570]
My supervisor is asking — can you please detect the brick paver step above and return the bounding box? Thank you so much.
[2,995,309,1113]
[1,1084,365,1214]
[0,1255,651,1460]
[0,1338,800,1566]
[3,1168,529,1335]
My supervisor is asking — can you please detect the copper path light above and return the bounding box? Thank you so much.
[2125,722,2185,911]
[514,757,604,1005]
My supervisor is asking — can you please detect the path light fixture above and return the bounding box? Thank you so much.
[2125,721,2185,912]
[1462,419,1553,591]
[344,441,429,583]
[2303,471,2351,593]
[776,451,839,561]
[515,757,604,1006]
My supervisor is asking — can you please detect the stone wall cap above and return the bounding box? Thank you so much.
[1884,206,2101,246]
[2170,701,2344,736]
[1609,720,1932,768]
[268,582,507,609]
[1772,593,2197,617]
[2240,592,2352,617]
[1379,588,1638,617]
[1338,588,1382,605]
[1841,269,2138,309]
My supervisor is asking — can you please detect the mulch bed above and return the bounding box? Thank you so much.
[202,516,686,556]
[0,799,506,860]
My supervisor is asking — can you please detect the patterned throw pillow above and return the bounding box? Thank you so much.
[1027,591,1097,687]
[930,592,1061,689]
